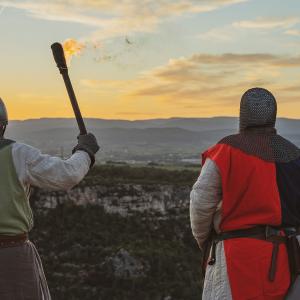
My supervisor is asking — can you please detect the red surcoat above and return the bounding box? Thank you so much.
[203,143,290,300]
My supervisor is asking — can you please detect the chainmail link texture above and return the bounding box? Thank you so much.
[219,132,300,162]
[219,88,300,163]
[239,87,276,131]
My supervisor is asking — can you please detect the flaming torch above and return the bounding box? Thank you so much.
[51,42,87,135]
[62,39,85,64]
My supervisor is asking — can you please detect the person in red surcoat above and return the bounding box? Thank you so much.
[190,88,300,300]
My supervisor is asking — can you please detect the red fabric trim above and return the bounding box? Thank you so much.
[203,143,282,231]
[202,143,290,299]
[224,239,290,300]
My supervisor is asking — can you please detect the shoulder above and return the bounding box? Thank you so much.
[0,138,15,150]
[202,138,236,163]
[201,158,220,177]
[218,133,241,145]
[12,142,41,163]
[12,142,40,152]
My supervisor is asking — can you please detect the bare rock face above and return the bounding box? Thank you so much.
[33,183,190,216]
[102,249,148,279]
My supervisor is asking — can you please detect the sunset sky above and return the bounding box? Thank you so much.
[1,0,300,120]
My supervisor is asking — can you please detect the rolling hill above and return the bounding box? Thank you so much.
[5,117,300,163]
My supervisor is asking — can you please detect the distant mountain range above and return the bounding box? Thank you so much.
[5,117,300,163]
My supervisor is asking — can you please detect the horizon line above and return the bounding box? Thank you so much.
[8,116,300,122]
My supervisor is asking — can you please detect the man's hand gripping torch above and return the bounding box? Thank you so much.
[51,42,99,166]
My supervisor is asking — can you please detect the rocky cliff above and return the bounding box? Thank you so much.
[33,183,190,217]
[30,165,202,300]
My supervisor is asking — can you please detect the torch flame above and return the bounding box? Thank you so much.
[63,38,85,64]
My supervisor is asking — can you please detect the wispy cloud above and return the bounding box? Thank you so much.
[198,16,300,43]
[80,79,131,94]
[81,52,300,113]
[134,54,300,118]
[278,84,300,93]
[233,17,299,29]
[1,0,249,40]
[285,29,300,36]
[198,25,234,41]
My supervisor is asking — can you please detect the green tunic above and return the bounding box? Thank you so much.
[0,140,33,235]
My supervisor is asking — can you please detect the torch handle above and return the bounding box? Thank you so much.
[61,71,87,135]
[51,42,87,135]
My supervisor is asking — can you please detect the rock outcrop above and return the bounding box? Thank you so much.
[102,248,148,279]
[33,183,190,216]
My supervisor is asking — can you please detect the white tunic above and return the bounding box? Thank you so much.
[190,158,233,300]
[11,142,91,191]
[0,142,91,300]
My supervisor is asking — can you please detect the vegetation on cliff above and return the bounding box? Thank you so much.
[84,164,199,186]
[31,165,202,300]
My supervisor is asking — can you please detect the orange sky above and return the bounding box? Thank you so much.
[1,0,300,120]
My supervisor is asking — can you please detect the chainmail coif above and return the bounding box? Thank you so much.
[219,87,300,162]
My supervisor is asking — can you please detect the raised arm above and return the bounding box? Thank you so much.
[13,142,92,191]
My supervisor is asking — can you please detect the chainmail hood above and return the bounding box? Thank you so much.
[0,98,7,126]
[239,87,277,132]
[218,87,300,162]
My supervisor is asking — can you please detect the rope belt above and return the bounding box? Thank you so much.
[0,232,28,248]
[208,226,287,282]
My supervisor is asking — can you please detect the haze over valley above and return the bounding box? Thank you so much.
[6,117,300,164]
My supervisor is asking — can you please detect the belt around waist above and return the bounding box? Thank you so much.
[0,232,28,248]
[216,226,287,243]
[209,226,288,282]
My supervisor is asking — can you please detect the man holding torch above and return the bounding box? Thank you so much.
[0,43,99,299]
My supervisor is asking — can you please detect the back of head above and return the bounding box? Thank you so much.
[239,87,277,132]
[220,87,300,162]
[0,98,8,138]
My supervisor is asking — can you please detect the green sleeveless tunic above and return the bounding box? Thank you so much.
[0,140,33,235]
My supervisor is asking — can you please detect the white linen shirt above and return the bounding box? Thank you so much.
[190,158,222,249]
[190,158,233,299]
[11,142,91,191]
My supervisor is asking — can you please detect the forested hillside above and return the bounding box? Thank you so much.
[31,165,202,300]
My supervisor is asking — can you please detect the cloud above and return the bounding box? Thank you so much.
[77,52,300,118]
[285,29,300,36]
[81,79,131,91]
[198,26,234,41]
[198,16,300,42]
[81,53,300,105]
[0,5,5,15]
[277,84,300,93]
[0,1,108,27]
[233,17,299,29]
[188,53,300,67]
[125,53,300,107]
[1,0,249,40]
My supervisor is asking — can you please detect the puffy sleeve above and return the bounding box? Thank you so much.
[190,158,222,249]
[12,142,91,191]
